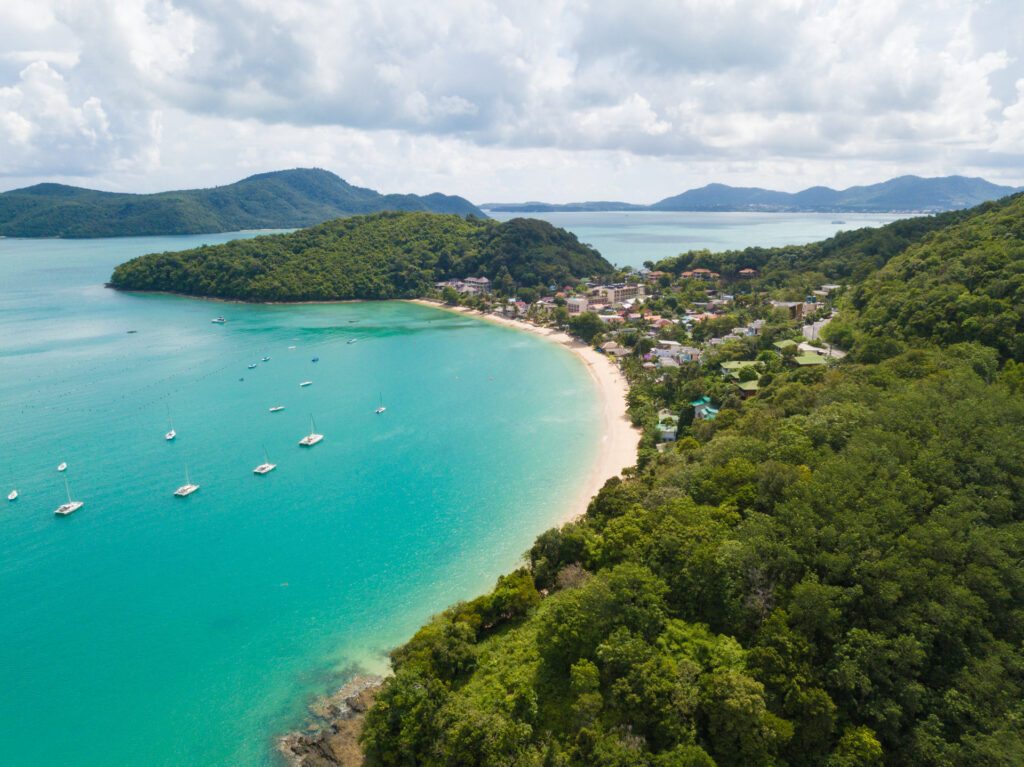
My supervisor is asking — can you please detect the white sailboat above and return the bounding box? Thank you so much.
[253,446,277,475]
[174,464,200,497]
[298,415,324,447]
[54,475,83,515]
[165,415,176,441]
[375,392,386,414]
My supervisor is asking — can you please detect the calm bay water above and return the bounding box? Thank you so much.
[0,233,601,766]
[488,210,908,267]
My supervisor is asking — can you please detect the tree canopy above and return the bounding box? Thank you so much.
[109,211,612,300]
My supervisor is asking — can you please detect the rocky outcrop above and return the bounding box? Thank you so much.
[277,676,383,767]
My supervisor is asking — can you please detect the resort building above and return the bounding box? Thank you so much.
[691,396,719,421]
[566,296,589,315]
[593,283,646,305]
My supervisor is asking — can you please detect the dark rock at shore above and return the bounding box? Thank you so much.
[278,675,383,767]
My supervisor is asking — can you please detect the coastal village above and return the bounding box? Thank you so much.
[434,263,845,463]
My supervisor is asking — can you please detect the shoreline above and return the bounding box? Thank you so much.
[277,300,640,765]
[408,299,640,524]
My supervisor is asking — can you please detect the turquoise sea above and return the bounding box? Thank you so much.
[0,233,601,766]
[488,210,908,267]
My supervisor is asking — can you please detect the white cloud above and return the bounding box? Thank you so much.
[0,0,1021,198]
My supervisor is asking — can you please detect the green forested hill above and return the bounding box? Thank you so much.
[362,350,1024,767]
[651,205,985,284]
[109,212,611,300]
[0,168,485,238]
[356,196,1024,767]
[848,194,1024,362]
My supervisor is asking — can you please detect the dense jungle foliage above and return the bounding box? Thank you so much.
[846,194,1024,362]
[109,212,611,300]
[0,168,483,238]
[650,201,1015,285]
[359,195,1024,767]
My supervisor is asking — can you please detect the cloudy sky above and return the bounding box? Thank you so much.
[1,0,1021,202]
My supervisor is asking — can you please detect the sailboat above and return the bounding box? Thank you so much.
[253,446,277,475]
[165,415,176,441]
[375,392,386,414]
[298,415,324,447]
[174,464,200,497]
[54,475,83,515]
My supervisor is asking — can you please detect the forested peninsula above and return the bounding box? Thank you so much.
[109,211,612,300]
[300,194,1024,767]
[0,168,484,238]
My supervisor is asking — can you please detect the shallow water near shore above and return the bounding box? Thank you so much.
[0,233,601,766]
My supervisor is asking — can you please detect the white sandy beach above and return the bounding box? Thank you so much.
[410,299,640,523]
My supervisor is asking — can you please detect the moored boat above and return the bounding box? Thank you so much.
[298,415,324,447]
[174,464,200,497]
[54,475,83,516]
[253,447,277,475]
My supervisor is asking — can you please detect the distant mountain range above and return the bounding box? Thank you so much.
[0,168,485,238]
[483,175,1022,214]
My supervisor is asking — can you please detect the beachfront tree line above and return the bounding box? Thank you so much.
[358,194,1024,766]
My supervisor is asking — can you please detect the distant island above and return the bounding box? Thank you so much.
[0,168,485,238]
[109,211,612,301]
[483,174,1022,213]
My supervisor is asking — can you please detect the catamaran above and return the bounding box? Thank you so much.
[375,392,386,414]
[174,464,200,497]
[269,405,285,412]
[298,415,324,447]
[54,475,83,516]
[253,446,277,475]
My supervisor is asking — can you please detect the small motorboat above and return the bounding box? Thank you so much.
[346,339,357,345]
[57,462,67,472]
[288,345,296,350]
[311,357,319,363]
[127,330,138,334]
[7,489,17,502]
[269,406,285,412]
[211,317,227,324]
[299,381,312,387]
[248,363,257,369]
[261,356,271,362]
